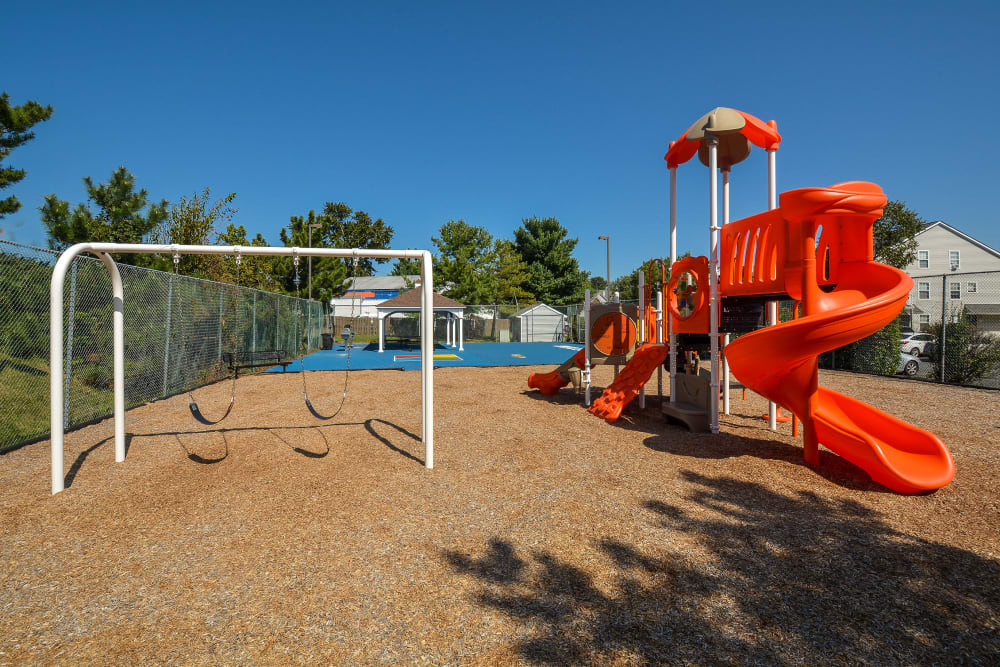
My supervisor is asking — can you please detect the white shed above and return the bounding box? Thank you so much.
[510,303,567,342]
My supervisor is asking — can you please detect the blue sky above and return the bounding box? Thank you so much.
[3,1,997,281]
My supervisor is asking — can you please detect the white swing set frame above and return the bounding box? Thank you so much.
[49,243,435,494]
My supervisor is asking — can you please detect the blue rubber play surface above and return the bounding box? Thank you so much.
[269,342,584,372]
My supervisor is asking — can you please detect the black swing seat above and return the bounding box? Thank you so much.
[222,350,291,376]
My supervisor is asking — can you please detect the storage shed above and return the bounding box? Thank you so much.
[510,303,567,342]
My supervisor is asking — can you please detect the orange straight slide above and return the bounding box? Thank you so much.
[588,344,668,423]
[724,185,954,493]
[527,349,586,395]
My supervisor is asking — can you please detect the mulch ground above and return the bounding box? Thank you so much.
[1,363,998,664]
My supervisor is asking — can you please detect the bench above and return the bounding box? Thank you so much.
[662,373,712,432]
[388,336,418,350]
[222,350,291,377]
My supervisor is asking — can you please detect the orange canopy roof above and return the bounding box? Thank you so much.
[664,108,781,168]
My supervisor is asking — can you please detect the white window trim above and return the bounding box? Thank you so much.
[949,250,960,271]
[918,314,930,329]
[950,281,961,299]
[918,281,930,300]
[967,282,978,293]
[918,250,929,269]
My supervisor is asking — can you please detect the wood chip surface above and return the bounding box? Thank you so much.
[1,364,997,664]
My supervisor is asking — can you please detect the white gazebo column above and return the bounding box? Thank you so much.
[458,312,464,351]
[378,312,386,352]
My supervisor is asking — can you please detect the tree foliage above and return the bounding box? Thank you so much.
[930,308,1000,384]
[873,200,925,269]
[148,188,238,278]
[40,166,168,253]
[513,216,586,305]
[0,92,53,219]
[432,220,497,304]
[490,239,533,303]
[280,202,394,300]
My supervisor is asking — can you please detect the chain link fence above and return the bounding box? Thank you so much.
[817,271,1000,388]
[0,240,326,452]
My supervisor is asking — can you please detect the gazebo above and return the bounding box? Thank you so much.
[375,289,467,352]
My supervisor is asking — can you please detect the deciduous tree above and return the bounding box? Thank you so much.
[873,200,925,269]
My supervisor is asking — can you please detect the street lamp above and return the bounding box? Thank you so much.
[598,235,610,299]
[308,222,322,300]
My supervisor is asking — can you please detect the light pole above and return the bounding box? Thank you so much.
[307,222,322,300]
[598,235,610,299]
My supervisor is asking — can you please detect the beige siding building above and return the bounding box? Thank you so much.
[903,222,1000,335]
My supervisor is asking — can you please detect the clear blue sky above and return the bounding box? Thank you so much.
[3,1,997,281]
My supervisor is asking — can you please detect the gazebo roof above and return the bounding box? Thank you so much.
[376,288,465,310]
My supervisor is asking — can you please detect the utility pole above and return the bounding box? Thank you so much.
[598,235,610,299]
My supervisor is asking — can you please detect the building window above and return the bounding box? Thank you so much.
[918,314,930,330]
[968,282,977,293]
[951,282,961,299]
[950,250,960,271]
[918,250,929,269]
[918,282,930,300]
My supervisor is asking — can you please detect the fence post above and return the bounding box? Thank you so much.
[940,275,947,383]
[162,274,174,397]
[218,285,224,361]
[252,291,257,354]
[62,261,78,430]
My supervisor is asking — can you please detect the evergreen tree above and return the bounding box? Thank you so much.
[489,239,533,303]
[513,216,586,305]
[431,220,496,304]
[0,92,53,219]
[40,166,168,253]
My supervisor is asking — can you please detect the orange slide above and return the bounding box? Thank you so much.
[588,343,669,423]
[724,187,955,493]
[528,349,586,395]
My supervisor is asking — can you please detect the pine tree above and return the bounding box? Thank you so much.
[0,92,53,219]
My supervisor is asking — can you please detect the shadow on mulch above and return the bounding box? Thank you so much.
[364,418,424,465]
[443,471,1000,664]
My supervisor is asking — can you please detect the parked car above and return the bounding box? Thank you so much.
[897,352,920,376]
[900,332,937,357]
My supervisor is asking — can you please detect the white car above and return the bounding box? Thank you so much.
[900,332,937,357]
[897,352,920,376]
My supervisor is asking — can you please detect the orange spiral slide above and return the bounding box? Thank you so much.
[722,183,954,493]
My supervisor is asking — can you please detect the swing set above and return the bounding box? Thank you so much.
[49,242,435,494]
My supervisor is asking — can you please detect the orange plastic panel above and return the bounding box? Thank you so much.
[592,312,637,356]
[667,256,710,334]
[719,208,787,297]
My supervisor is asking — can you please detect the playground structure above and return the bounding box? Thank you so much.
[48,243,436,494]
[529,107,955,493]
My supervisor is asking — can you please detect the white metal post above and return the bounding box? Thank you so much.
[669,165,677,403]
[420,250,434,469]
[638,270,645,408]
[458,314,464,351]
[722,168,731,415]
[707,136,720,434]
[656,290,663,399]
[584,288,592,406]
[767,144,778,430]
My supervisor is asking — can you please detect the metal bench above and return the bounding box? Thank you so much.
[388,336,418,350]
[222,350,291,377]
